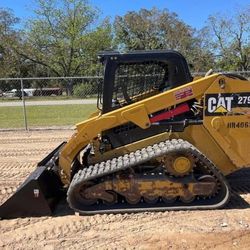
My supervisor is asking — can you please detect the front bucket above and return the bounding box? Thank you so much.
[0,142,66,219]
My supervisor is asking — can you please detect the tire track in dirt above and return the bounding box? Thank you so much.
[0,148,54,158]
[0,162,36,171]
[1,210,245,249]
[0,170,33,182]
[66,211,250,249]
[0,137,68,144]
[1,207,250,249]
[1,213,145,248]
[0,162,36,178]
[0,214,122,248]
[0,217,50,233]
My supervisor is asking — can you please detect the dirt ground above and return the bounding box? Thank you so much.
[0,130,250,250]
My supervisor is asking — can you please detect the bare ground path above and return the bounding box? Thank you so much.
[0,130,250,249]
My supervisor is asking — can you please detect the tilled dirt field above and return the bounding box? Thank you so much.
[0,130,250,250]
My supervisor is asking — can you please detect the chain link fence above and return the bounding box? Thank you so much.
[0,71,249,130]
[0,76,102,130]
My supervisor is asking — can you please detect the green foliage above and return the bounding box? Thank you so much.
[0,8,23,78]
[21,0,112,79]
[113,7,215,71]
[73,82,97,98]
[114,8,194,51]
[206,6,250,71]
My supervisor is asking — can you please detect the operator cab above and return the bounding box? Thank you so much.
[97,50,194,149]
[98,50,192,113]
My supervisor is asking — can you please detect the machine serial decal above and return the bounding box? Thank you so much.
[174,87,193,100]
[205,93,250,116]
[227,122,250,129]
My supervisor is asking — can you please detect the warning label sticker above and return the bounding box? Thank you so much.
[174,87,193,100]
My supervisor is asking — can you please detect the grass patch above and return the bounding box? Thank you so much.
[0,104,97,128]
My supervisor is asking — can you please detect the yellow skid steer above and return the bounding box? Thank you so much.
[1,50,249,218]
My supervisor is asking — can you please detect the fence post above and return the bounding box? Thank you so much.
[20,78,28,130]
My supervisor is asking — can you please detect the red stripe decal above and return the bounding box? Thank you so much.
[149,103,190,123]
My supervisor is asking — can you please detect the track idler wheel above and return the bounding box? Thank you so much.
[162,196,177,204]
[125,194,141,205]
[180,194,195,203]
[143,195,158,204]
[103,191,118,205]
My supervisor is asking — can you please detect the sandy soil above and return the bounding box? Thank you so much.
[0,130,250,250]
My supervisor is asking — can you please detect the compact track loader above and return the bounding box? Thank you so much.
[1,50,250,219]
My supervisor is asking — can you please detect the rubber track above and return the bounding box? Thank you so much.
[67,139,230,214]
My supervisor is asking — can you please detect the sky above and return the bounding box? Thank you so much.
[0,0,249,29]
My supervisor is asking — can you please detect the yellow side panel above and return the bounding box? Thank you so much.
[203,76,250,168]
[121,104,150,129]
[178,125,237,175]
